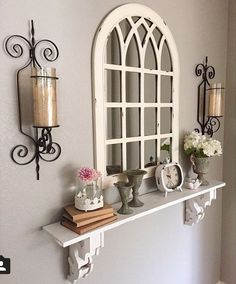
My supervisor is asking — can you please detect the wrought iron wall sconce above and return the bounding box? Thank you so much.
[5,20,61,180]
[195,56,224,137]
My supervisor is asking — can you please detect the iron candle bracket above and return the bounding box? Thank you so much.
[5,20,61,180]
[195,56,222,137]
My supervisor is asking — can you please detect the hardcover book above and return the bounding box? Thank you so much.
[62,211,114,227]
[64,204,114,222]
[61,214,117,235]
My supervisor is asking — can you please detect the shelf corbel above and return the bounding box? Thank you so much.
[185,189,217,225]
[67,231,104,283]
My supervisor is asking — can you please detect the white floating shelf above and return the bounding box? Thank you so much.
[43,180,225,248]
[43,180,225,283]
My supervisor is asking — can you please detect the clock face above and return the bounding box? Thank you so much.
[163,165,181,189]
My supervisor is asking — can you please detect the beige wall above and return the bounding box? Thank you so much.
[221,0,236,283]
[0,1,228,284]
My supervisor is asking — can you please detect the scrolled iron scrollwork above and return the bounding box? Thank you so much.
[37,127,61,162]
[205,65,215,81]
[195,63,204,77]
[5,21,59,68]
[38,128,53,154]
[40,142,61,162]
[206,117,220,136]
[35,39,59,63]
[5,35,31,59]
[195,58,215,86]
[11,144,36,166]
[195,116,220,137]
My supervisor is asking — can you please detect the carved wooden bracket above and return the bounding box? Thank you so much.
[67,232,104,283]
[185,189,217,225]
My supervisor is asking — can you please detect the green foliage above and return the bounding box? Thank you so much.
[161,144,170,153]
[184,147,207,158]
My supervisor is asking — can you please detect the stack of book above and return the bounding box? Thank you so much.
[61,204,117,235]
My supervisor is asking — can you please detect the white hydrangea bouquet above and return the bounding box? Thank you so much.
[184,131,222,186]
[184,131,222,158]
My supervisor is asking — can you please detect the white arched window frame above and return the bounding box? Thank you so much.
[92,4,179,188]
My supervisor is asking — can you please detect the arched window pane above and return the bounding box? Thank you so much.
[160,138,172,163]
[153,27,162,49]
[106,144,122,175]
[107,108,122,139]
[144,40,157,69]
[144,74,158,103]
[126,35,140,67]
[161,76,172,103]
[144,108,157,136]
[106,28,121,65]
[160,107,172,134]
[161,40,172,71]
[106,70,121,102]
[137,24,147,46]
[126,108,140,137]
[127,141,140,170]
[126,72,140,102]
[144,140,157,168]
[119,19,131,42]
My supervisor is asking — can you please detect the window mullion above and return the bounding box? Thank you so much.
[121,68,127,171]
[140,70,144,169]
[140,26,145,169]
[157,73,161,160]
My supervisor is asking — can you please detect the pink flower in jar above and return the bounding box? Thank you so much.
[77,167,101,183]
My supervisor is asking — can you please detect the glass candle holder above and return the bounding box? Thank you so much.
[208,83,224,117]
[31,67,58,127]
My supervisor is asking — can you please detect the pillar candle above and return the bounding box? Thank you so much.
[208,83,223,117]
[32,67,58,127]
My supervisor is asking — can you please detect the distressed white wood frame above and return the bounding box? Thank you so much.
[43,181,225,282]
[92,4,179,188]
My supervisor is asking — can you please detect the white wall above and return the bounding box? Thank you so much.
[221,0,236,283]
[0,1,228,284]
